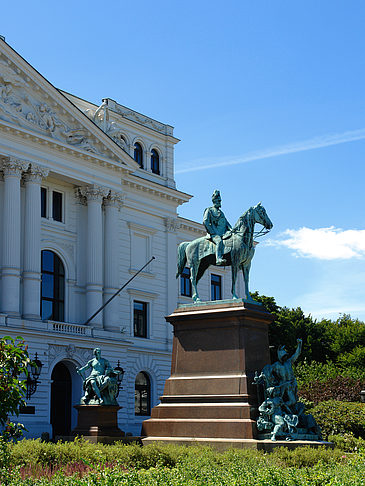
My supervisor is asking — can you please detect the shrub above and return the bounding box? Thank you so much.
[328,433,365,452]
[299,376,365,404]
[311,400,365,439]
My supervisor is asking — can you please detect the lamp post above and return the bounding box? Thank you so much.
[114,360,125,398]
[26,353,43,400]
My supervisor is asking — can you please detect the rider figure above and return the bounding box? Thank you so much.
[203,190,232,266]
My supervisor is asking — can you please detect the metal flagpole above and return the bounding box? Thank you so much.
[83,256,155,326]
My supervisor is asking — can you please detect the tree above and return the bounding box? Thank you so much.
[0,336,30,437]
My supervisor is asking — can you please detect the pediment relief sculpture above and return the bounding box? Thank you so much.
[0,59,99,154]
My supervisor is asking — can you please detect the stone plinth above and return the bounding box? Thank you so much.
[142,299,274,443]
[71,405,124,442]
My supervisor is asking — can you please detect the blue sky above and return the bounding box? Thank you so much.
[2,1,365,320]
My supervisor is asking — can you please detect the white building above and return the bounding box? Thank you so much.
[0,38,235,438]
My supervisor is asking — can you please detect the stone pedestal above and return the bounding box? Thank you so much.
[71,405,124,443]
[142,299,275,444]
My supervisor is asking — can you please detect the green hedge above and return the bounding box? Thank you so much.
[1,442,364,485]
[311,400,365,439]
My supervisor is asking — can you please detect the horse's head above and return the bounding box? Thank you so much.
[253,202,273,230]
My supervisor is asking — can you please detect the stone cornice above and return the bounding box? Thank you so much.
[123,177,191,206]
[178,217,206,236]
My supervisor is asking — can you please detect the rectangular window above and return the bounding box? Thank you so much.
[180,267,192,297]
[134,301,148,338]
[41,187,47,218]
[52,191,63,222]
[211,274,222,301]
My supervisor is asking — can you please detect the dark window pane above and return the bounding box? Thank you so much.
[42,274,54,299]
[42,250,54,272]
[41,251,65,322]
[134,301,147,337]
[135,372,151,415]
[151,149,160,175]
[41,300,53,321]
[52,191,63,222]
[180,267,192,297]
[211,274,222,301]
[41,187,47,218]
[134,143,143,168]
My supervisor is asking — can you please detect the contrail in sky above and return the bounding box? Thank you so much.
[175,128,365,174]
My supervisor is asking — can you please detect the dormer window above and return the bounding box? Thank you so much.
[134,143,143,168]
[151,149,160,175]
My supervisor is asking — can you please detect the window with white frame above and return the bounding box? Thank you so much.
[41,187,64,223]
[134,300,148,338]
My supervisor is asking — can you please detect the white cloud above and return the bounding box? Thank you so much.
[268,226,365,260]
[176,128,365,174]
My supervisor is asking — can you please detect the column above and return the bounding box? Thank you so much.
[164,217,179,346]
[103,191,124,331]
[79,185,108,328]
[1,157,29,316]
[23,164,49,319]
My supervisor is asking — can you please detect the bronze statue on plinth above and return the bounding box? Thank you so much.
[177,191,273,303]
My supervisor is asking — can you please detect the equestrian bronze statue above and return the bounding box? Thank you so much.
[176,192,273,303]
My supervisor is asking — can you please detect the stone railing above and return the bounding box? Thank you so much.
[47,321,92,336]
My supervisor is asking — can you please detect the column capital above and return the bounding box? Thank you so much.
[77,184,109,203]
[23,163,49,184]
[164,216,179,233]
[104,190,124,209]
[0,156,29,177]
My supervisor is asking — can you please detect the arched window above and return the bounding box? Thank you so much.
[135,371,151,415]
[41,250,65,321]
[134,142,143,168]
[150,149,160,175]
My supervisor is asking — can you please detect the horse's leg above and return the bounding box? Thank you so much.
[190,262,201,303]
[243,262,255,303]
[231,262,239,299]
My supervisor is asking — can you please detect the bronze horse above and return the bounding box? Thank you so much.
[176,203,273,303]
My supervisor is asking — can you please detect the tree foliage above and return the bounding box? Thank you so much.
[0,336,30,436]
[251,291,365,367]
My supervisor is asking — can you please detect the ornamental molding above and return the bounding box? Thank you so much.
[104,190,125,209]
[23,163,49,183]
[105,99,174,137]
[0,155,29,177]
[77,184,110,202]
[0,119,125,173]
[48,343,93,369]
[122,178,189,206]
[178,217,206,236]
[164,216,179,233]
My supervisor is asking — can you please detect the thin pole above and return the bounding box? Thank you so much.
[83,256,155,325]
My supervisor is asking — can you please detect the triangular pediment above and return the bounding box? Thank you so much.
[0,39,139,172]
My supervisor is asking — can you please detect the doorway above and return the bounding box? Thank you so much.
[51,362,72,438]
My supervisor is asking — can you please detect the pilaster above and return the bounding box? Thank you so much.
[78,185,109,328]
[0,157,29,316]
[164,216,179,345]
[103,191,123,332]
[23,163,49,319]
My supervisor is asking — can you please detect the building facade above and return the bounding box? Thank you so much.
[0,38,237,438]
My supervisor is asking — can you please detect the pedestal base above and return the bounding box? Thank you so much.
[142,300,274,442]
[71,405,124,440]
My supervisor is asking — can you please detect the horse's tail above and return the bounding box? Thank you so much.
[176,242,189,278]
